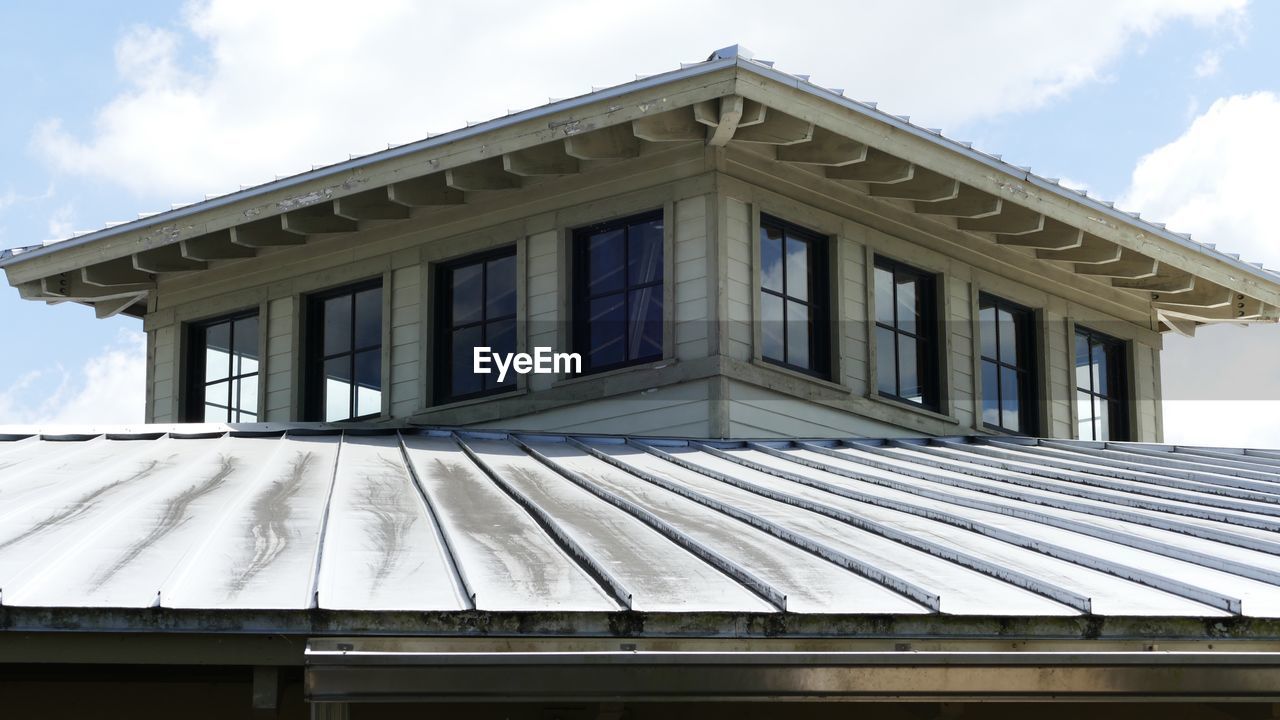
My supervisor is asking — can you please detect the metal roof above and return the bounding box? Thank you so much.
[3,426,1280,623]
[2,45,1277,287]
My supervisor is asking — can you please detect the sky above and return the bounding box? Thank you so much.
[1,0,1278,445]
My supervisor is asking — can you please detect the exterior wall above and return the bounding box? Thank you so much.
[141,142,1165,441]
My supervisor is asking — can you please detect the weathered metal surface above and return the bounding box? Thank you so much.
[3,428,1280,625]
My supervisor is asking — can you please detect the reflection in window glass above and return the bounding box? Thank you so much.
[573,211,664,374]
[188,312,260,423]
[759,216,829,376]
[309,282,382,421]
[436,247,519,404]
[1074,326,1127,441]
[874,257,938,409]
[978,294,1037,435]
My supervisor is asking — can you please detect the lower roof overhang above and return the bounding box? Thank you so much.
[305,638,1280,703]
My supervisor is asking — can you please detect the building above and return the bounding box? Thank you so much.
[2,46,1280,718]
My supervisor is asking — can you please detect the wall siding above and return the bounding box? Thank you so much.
[725,197,754,362]
[674,195,709,361]
[526,230,559,393]
[150,324,177,423]
[265,297,294,422]
[388,266,421,417]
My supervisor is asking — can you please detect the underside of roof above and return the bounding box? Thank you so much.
[2,48,1278,331]
[4,425,1280,636]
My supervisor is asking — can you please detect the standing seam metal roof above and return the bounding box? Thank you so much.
[2,427,1280,619]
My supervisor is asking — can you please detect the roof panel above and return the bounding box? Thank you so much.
[1,428,1278,624]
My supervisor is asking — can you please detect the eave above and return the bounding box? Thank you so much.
[3,49,1277,329]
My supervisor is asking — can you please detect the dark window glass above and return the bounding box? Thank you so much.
[307,280,382,421]
[978,293,1038,435]
[759,216,830,377]
[874,256,939,409]
[185,311,260,422]
[436,247,519,403]
[573,211,664,374]
[1074,326,1128,441]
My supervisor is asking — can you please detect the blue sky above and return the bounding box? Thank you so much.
[1,1,1277,443]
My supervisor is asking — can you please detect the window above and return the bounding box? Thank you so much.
[435,247,518,403]
[979,293,1038,435]
[874,256,940,409]
[185,311,260,422]
[760,216,830,377]
[572,210,664,373]
[1075,326,1128,441]
[306,280,383,421]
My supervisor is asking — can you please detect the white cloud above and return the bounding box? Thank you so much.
[1123,92,1280,268]
[0,329,146,427]
[1193,49,1222,77]
[46,204,74,242]
[1122,92,1280,447]
[32,0,1247,200]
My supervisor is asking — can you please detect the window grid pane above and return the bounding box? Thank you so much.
[190,311,261,423]
[874,258,937,410]
[310,281,383,421]
[437,247,519,404]
[574,212,664,374]
[760,217,828,376]
[978,294,1037,435]
[1074,326,1127,441]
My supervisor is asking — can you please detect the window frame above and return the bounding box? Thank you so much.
[978,292,1039,436]
[304,277,385,422]
[873,255,941,411]
[433,245,520,405]
[758,214,832,379]
[1073,324,1130,442]
[570,209,666,375]
[183,308,262,423]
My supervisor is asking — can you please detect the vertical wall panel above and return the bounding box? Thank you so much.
[674,195,710,361]
[725,197,754,362]
[150,324,176,423]
[390,266,421,416]
[526,230,559,392]
[264,297,294,422]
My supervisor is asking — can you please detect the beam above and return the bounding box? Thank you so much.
[445,156,521,191]
[282,204,359,235]
[914,185,1001,218]
[1157,296,1271,322]
[387,174,464,207]
[502,143,580,176]
[631,107,704,142]
[1112,265,1196,293]
[732,108,814,145]
[825,147,913,183]
[1073,247,1158,279]
[42,272,151,300]
[956,203,1044,234]
[996,217,1083,250]
[180,230,255,261]
[1146,279,1234,309]
[1036,234,1121,264]
[333,188,411,221]
[564,125,641,159]
[83,257,152,287]
[1157,312,1198,337]
[869,166,959,202]
[230,218,307,248]
[133,243,206,273]
[702,95,743,147]
[776,126,867,166]
[93,293,146,319]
